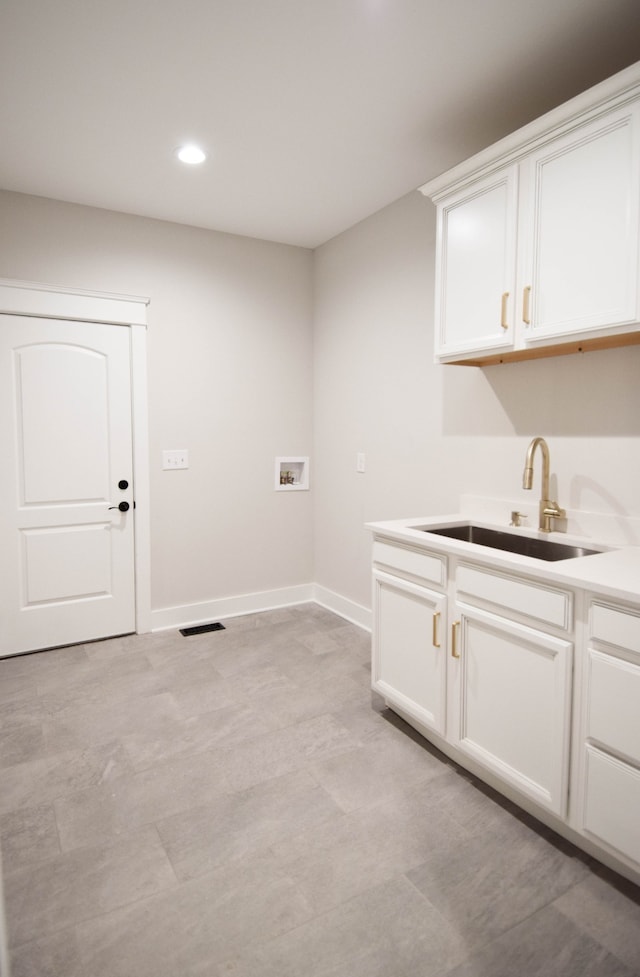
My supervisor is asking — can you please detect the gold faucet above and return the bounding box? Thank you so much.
[522,437,566,533]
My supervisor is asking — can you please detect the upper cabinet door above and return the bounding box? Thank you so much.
[524,104,640,343]
[435,166,518,359]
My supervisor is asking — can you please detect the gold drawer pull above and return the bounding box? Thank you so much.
[501,292,509,330]
[451,621,461,659]
[523,286,532,325]
[432,611,441,648]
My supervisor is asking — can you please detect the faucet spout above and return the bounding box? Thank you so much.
[522,437,566,533]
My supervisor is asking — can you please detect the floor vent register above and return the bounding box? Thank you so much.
[179,622,226,637]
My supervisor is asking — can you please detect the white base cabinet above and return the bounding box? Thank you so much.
[371,533,640,885]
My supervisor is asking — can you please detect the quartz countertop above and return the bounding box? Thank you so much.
[367,512,640,605]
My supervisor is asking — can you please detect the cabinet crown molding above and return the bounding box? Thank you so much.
[420,60,640,202]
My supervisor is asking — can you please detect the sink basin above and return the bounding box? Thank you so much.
[421,524,602,561]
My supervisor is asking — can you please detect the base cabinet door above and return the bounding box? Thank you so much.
[372,569,446,735]
[451,603,572,816]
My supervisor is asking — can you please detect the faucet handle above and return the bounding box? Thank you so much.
[510,511,526,527]
[543,502,566,519]
[540,501,566,532]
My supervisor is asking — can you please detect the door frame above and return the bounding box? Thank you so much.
[0,278,152,635]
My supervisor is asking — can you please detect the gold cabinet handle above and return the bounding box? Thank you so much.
[523,286,532,325]
[451,621,461,659]
[432,611,441,648]
[500,292,509,330]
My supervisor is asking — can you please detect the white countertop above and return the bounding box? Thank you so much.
[367,512,640,605]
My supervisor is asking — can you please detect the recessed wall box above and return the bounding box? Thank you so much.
[275,456,309,491]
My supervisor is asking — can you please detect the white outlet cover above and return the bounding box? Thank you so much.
[162,449,189,470]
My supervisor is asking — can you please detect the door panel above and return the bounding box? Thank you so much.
[18,343,110,502]
[23,524,112,604]
[0,316,135,656]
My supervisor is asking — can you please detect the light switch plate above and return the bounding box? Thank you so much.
[356,452,366,473]
[162,449,189,470]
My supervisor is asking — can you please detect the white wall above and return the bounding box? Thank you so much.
[0,190,314,619]
[313,190,640,610]
[2,187,639,624]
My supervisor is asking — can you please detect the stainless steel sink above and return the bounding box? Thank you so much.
[421,524,602,561]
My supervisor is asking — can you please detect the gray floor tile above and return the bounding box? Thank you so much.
[120,700,281,771]
[0,723,46,768]
[0,740,134,814]
[206,633,310,679]
[220,661,298,701]
[43,690,180,753]
[156,768,342,881]
[220,875,465,977]
[407,813,589,950]
[309,720,448,812]
[248,682,343,727]
[168,674,238,719]
[5,825,178,947]
[37,680,110,718]
[34,650,155,697]
[440,902,637,977]
[54,748,232,850]
[270,773,469,916]
[83,633,151,661]
[0,802,60,873]
[138,630,221,668]
[2,606,639,977]
[0,672,39,706]
[69,853,312,977]
[9,927,83,977]
[0,696,44,734]
[219,712,359,791]
[554,871,640,973]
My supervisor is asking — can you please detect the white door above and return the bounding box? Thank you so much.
[0,315,136,657]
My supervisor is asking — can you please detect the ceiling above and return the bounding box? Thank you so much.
[1,0,639,249]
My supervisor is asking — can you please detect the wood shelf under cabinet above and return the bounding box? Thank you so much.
[451,330,640,367]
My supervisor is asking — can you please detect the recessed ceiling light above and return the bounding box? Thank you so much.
[176,144,207,165]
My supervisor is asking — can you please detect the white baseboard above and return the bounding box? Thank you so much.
[150,584,315,633]
[312,584,371,631]
[150,583,371,634]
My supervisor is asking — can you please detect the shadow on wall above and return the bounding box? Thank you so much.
[441,345,640,438]
[569,475,640,544]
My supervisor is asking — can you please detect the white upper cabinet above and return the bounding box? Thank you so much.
[422,62,640,365]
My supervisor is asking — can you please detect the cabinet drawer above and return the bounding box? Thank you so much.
[588,651,640,762]
[590,601,640,655]
[372,540,446,588]
[583,747,640,866]
[456,563,571,630]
